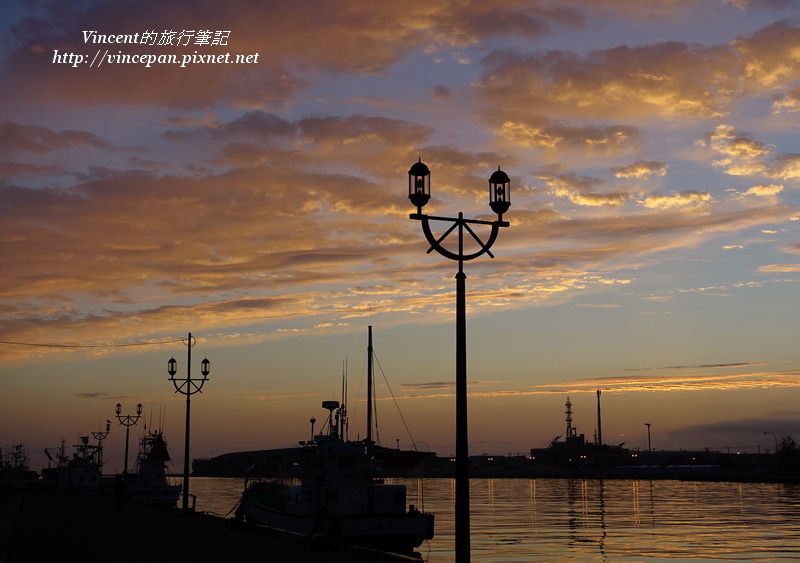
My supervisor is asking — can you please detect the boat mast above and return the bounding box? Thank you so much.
[341,359,348,441]
[367,326,373,445]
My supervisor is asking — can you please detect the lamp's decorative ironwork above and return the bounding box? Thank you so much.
[407,159,510,563]
[168,332,211,511]
[115,403,142,475]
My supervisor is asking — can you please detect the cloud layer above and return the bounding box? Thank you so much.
[1,1,799,401]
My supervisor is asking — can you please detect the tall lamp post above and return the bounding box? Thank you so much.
[168,332,211,511]
[91,420,112,473]
[407,159,510,563]
[115,403,142,475]
[645,422,652,467]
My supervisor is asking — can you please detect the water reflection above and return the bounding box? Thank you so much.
[190,477,800,562]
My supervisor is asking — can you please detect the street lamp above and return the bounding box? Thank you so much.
[91,420,112,473]
[764,431,778,454]
[168,332,211,511]
[408,159,511,563]
[115,403,142,475]
[645,423,652,467]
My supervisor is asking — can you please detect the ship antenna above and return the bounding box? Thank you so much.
[565,396,574,439]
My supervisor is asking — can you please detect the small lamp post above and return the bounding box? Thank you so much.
[168,332,211,511]
[91,420,112,473]
[407,159,510,563]
[116,403,142,475]
[645,422,652,467]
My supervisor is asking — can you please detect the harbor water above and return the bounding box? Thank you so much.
[189,477,800,562]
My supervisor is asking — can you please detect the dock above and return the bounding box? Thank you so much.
[0,487,420,563]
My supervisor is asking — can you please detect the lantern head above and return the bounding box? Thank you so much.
[168,357,177,377]
[408,158,431,211]
[201,357,210,377]
[488,167,510,217]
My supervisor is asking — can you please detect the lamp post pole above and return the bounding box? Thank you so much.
[645,423,652,467]
[115,403,142,476]
[407,159,510,563]
[168,332,210,511]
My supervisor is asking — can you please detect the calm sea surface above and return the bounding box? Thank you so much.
[189,477,800,562]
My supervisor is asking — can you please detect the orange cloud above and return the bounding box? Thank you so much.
[477,20,800,121]
[612,160,668,179]
[538,172,632,207]
[2,1,800,369]
[757,264,800,273]
[370,365,800,400]
[744,184,783,197]
[702,124,800,180]
[641,190,712,209]
[477,42,735,120]
[491,116,642,153]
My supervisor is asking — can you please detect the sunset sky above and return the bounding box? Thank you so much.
[3,0,800,474]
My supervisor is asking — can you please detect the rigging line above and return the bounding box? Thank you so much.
[372,351,416,446]
[373,375,380,446]
[0,338,184,348]
[369,350,381,445]
[357,347,382,445]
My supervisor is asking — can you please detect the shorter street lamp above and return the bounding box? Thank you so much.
[116,403,142,475]
[91,420,112,473]
[168,332,211,511]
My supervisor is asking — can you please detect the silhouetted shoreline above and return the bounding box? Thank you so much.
[193,448,800,484]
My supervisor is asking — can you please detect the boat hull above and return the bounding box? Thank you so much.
[239,492,434,555]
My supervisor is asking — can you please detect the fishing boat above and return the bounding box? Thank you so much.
[1,443,39,487]
[126,429,182,505]
[237,327,434,556]
[43,436,103,492]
